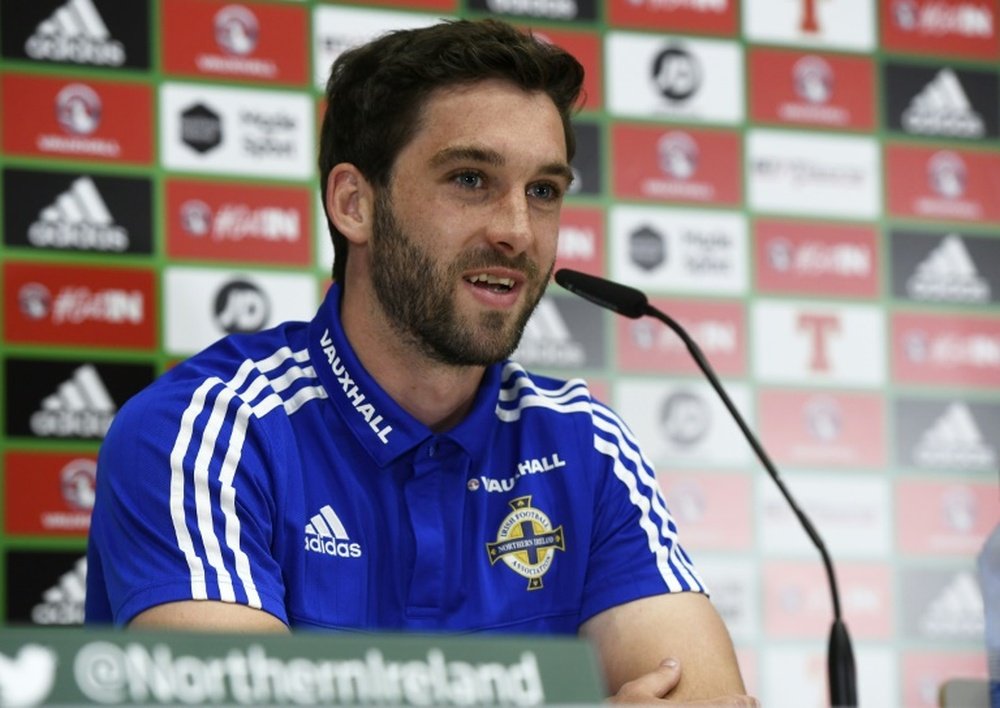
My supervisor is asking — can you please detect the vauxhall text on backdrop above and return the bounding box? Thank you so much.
[0,0,998,706]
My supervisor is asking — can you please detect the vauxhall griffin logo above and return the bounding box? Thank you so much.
[214,279,270,333]
[56,83,102,135]
[215,5,260,56]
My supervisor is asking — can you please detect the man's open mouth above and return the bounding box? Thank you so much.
[465,273,515,293]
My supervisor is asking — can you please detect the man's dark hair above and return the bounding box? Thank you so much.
[318,18,585,284]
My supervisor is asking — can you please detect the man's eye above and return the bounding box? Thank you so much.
[453,171,484,189]
[529,182,561,201]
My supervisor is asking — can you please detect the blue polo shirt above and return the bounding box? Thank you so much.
[85,283,705,631]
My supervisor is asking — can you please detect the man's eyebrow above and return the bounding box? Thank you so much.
[430,146,505,169]
[430,145,574,184]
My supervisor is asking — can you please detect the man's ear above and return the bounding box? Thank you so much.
[325,163,374,245]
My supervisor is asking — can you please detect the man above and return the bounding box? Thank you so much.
[86,18,753,704]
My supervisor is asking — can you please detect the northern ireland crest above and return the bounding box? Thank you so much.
[486,495,565,590]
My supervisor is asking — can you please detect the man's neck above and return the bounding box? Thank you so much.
[339,284,486,433]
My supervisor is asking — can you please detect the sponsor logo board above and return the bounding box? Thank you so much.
[902,652,990,708]
[605,32,744,124]
[1,73,153,164]
[0,0,151,69]
[763,647,897,708]
[165,178,312,266]
[898,565,985,641]
[890,229,998,306]
[896,480,998,555]
[618,298,746,376]
[763,560,892,639]
[554,206,604,278]
[611,124,742,206]
[893,397,1000,471]
[608,0,738,35]
[3,261,157,350]
[884,61,999,139]
[527,27,602,111]
[164,266,317,355]
[512,294,606,369]
[691,557,758,641]
[747,128,882,219]
[160,82,314,180]
[466,0,598,21]
[4,551,87,626]
[882,0,1000,60]
[312,5,450,88]
[759,473,891,558]
[754,219,879,298]
[748,48,876,130]
[744,0,876,51]
[4,451,98,536]
[656,472,753,550]
[609,205,748,295]
[616,379,755,468]
[758,389,886,468]
[886,143,1000,222]
[752,299,886,387]
[3,167,153,255]
[4,357,155,440]
[161,0,308,85]
[892,311,1000,387]
[568,121,603,197]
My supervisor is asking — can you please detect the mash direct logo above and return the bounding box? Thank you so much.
[160,82,314,180]
[3,261,156,349]
[161,0,308,84]
[1,73,153,164]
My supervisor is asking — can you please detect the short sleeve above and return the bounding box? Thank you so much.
[578,399,706,625]
[85,375,288,626]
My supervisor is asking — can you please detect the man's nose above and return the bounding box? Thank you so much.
[486,189,533,256]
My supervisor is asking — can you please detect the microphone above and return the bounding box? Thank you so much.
[554,268,858,707]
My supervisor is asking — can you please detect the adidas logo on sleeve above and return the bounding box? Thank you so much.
[304,504,362,558]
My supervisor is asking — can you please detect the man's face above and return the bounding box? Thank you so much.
[367,80,572,366]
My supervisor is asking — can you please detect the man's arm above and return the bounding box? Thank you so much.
[129,601,289,633]
[580,592,753,704]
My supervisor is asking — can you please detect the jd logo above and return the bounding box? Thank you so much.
[214,279,269,333]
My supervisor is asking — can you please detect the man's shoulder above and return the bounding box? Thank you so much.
[120,322,315,420]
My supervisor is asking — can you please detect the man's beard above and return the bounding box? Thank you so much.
[368,190,551,367]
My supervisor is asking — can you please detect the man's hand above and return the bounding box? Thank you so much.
[611,658,759,706]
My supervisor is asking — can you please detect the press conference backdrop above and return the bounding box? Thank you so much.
[0,0,998,705]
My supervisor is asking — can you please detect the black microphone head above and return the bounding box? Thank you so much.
[554,269,649,319]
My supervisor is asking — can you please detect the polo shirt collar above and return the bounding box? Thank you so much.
[308,283,501,468]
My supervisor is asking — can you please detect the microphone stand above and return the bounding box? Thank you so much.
[555,269,857,706]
